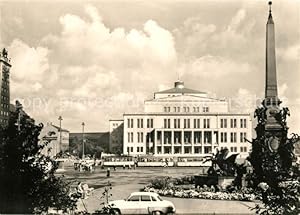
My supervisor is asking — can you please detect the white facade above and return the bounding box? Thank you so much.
[113,81,252,158]
[39,123,70,157]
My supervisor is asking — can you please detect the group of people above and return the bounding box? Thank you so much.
[74,159,96,172]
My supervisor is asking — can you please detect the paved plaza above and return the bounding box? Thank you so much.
[60,166,257,214]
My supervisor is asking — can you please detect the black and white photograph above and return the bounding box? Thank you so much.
[0,0,299,214]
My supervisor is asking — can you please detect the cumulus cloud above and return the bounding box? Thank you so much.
[5,3,299,133]
[8,5,178,131]
[9,39,49,82]
[279,42,300,61]
[180,55,251,78]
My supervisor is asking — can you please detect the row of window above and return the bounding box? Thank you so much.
[127,118,248,129]
[220,118,247,128]
[1,95,9,101]
[0,119,8,124]
[220,132,247,143]
[127,146,144,153]
[1,103,9,109]
[165,118,210,129]
[164,106,210,113]
[128,131,247,143]
[0,110,8,116]
[1,87,9,93]
[127,118,154,128]
[127,146,248,154]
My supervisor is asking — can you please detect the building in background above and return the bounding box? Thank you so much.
[109,120,123,154]
[9,101,35,125]
[69,132,109,157]
[39,123,69,157]
[111,80,252,158]
[0,48,11,128]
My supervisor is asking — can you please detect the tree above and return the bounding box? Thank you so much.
[0,107,78,213]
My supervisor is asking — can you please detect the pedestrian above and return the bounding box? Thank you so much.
[123,164,126,169]
[113,165,116,171]
[107,167,110,177]
[77,182,85,199]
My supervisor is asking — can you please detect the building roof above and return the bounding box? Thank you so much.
[51,124,69,132]
[155,87,205,94]
[155,80,206,94]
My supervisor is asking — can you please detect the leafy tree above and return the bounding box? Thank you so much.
[0,107,78,213]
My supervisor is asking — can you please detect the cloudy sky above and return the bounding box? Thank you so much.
[0,0,299,133]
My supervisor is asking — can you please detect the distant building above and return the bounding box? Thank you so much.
[9,101,35,125]
[69,132,109,156]
[0,48,11,128]
[110,80,252,158]
[39,123,69,157]
[109,120,123,154]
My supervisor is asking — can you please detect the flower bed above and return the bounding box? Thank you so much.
[144,186,256,201]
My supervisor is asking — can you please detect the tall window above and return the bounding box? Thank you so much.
[127,119,134,128]
[137,132,144,143]
[128,132,134,143]
[147,119,153,128]
[164,119,170,128]
[221,132,227,143]
[240,132,247,142]
[194,119,200,128]
[230,132,237,143]
[240,119,247,128]
[230,119,237,128]
[184,119,190,128]
[220,119,227,128]
[204,119,210,128]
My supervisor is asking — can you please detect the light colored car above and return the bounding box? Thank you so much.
[108,191,176,215]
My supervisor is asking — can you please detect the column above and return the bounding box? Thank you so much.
[171,130,174,154]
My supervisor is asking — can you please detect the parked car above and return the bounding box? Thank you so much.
[108,191,176,215]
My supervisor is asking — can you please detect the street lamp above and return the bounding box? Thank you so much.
[82,122,85,159]
[58,116,63,154]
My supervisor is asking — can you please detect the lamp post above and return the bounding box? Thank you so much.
[58,116,63,154]
[82,122,85,159]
